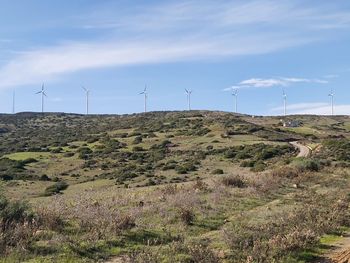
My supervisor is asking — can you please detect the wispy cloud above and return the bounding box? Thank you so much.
[0,36,313,89]
[271,102,329,112]
[270,102,350,115]
[0,0,350,89]
[227,77,328,89]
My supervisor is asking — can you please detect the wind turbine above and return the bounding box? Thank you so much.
[282,88,287,116]
[35,84,47,113]
[328,89,334,116]
[185,89,192,111]
[82,87,90,115]
[12,90,15,114]
[232,88,238,113]
[139,85,148,113]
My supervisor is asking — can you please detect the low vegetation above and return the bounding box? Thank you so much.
[0,111,349,262]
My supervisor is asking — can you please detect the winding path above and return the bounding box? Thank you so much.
[290,141,311,158]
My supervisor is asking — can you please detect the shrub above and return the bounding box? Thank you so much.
[77,147,93,159]
[192,179,208,191]
[20,158,38,165]
[221,175,246,188]
[240,160,255,168]
[161,184,178,195]
[186,242,220,263]
[44,181,69,196]
[178,207,195,225]
[224,149,236,159]
[292,158,320,172]
[50,147,62,153]
[271,167,299,179]
[251,161,267,172]
[39,174,51,181]
[322,139,350,161]
[162,160,177,170]
[86,137,99,143]
[175,165,188,174]
[133,136,143,144]
[211,169,224,175]
[63,152,75,157]
[0,195,37,254]
[132,146,144,152]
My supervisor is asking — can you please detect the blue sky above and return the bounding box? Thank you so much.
[0,0,350,115]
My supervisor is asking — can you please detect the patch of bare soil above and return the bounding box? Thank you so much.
[317,234,350,263]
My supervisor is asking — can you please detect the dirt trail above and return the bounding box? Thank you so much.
[316,234,350,263]
[290,141,311,157]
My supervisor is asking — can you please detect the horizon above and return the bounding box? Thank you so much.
[0,109,347,118]
[0,0,349,115]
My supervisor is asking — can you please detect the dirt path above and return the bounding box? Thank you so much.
[290,141,311,157]
[316,234,350,263]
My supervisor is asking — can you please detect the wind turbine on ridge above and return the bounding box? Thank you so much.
[282,88,287,116]
[139,85,148,113]
[35,84,47,113]
[82,86,90,115]
[328,88,334,116]
[12,90,15,114]
[185,89,192,111]
[232,88,238,113]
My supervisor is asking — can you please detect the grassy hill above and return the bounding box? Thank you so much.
[0,111,349,262]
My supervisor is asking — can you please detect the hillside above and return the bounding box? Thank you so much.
[0,111,350,262]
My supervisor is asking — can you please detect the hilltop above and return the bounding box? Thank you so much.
[0,111,349,262]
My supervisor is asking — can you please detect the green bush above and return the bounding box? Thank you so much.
[211,169,224,175]
[292,158,320,172]
[44,181,69,196]
[251,161,267,172]
[133,136,143,144]
[39,174,51,181]
[0,195,36,254]
[323,139,350,161]
[77,147,93,159]
[50,147,62,153]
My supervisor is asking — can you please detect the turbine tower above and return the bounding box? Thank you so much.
[282,88,287,116]
[185,89,192,111]
[232,88,238,113]
[12,90,15,114]
[35,84,47,113]
[139,85,148,113]
[328,89,334,116]
[82,87,90,115]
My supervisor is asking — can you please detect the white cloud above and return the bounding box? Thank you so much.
[0,36,313,89]
[270,102,350,115]
[293,104,350,115]
[239,78,286,88]
[0,0,350,89]
[223,85,241,91]
[271,102,329,112]
[237,77,328,88]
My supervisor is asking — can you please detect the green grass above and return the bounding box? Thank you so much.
[3,152,51,161]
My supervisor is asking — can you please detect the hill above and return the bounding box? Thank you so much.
[0,111,349,262]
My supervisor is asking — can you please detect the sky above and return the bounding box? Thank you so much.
[0,0,350,115]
